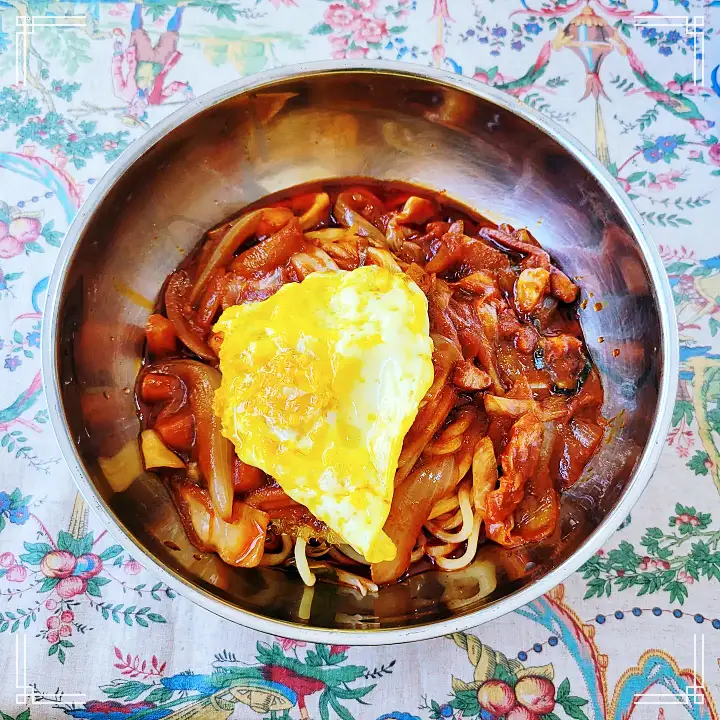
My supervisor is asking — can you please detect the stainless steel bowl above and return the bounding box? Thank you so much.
[42,61,678,644]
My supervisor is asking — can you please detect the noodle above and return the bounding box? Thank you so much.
[425,542,459,558]
[436,515,481,571]
[294,537,316,587]
[425,484,474,543]
[428,494,460,520]
[435,507,464,530]
[259,533,293,566]
[409,534,427,564]
[298,584,315,620]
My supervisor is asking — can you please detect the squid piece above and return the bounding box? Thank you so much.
[484,411,544,528]
[550,267,579,303]
[481,226,578,301]
[372,456,456,585]
[425,221,464,273]
[175,484,269,567]
[461,238,512,271]
[220,266,288,309]
[543,334,584,363]
[195,268,226,329]
[230,217,305,277]
[455,271,499,300]
[385,196,437,251]
[515,268,550,313]
[481,226,550,268]
[543,335,586,392]
[151,360,234,521]
[190,207,293,302]
[453,359,492,391]
[164,272,216,362]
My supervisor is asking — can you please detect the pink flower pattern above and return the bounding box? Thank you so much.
[0,217,42,259]
[323,3,361,32]
[353,17,387,44]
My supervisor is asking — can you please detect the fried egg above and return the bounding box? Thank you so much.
[213,265,434,563]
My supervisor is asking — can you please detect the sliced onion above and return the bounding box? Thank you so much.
[151,360,234,521]
[190,207,293,303]
[372,456,456,585]
[296,192,330,230]
[164,272,216,362]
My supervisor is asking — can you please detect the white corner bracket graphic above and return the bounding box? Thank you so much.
[633,634,706,706]
[633,14,705,86]
[15,13,87,85]
[15,634,87,706]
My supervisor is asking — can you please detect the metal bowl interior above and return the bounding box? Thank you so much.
[43,62,677,644]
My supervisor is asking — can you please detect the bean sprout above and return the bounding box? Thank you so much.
[294,537,316,586]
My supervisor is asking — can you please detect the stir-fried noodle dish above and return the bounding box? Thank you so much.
[136,181,605,595]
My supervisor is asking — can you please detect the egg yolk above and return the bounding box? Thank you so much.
[213,265,434,563]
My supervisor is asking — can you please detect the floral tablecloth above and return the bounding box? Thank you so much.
[1,0,719,718]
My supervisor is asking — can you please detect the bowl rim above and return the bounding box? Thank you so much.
[42,59,679,645]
